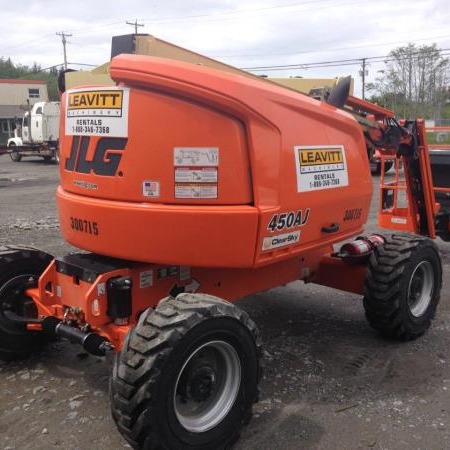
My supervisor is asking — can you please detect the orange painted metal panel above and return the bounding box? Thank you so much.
[58,54,372,269]
[57,187,258,267]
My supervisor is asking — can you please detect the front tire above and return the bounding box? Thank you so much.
[363,234,442,340]
[110,293,262,450]
[9,143,21,162]
[0,246,53,359]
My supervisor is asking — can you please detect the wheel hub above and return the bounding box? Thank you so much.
[408,261,434,317]
[185,365,217,402]
[0,275,38,320]
[173,340,241,433]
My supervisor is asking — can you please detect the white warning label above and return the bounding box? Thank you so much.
[294,145,348,192]
[174,147,219,199]
[174,147,219,167]
[139,270,153,288]
[175,167,218,183]
[175,184,218,199]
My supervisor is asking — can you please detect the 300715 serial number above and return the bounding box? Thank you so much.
[70,217,99,236]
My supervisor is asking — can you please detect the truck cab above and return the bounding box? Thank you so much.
[7,101,60,162]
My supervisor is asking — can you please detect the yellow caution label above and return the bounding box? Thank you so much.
[67,90,123,110]
[298,148,344,166]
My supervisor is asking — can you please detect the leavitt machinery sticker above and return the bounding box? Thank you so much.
[65,87,130,137]
[294,145,348,192]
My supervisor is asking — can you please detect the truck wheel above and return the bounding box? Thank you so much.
[54,147,60,165]
[363,234,442,340]
[8,143,21,162]
[0,246,53,359]
[110,293,262,450]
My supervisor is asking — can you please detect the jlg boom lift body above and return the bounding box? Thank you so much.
[0,54,448,449]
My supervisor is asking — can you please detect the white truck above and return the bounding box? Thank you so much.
[7,101,60,163]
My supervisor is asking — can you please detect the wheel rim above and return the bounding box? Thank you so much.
[0,274,38,322]
[408,261,434,317]
[173,340,241,433]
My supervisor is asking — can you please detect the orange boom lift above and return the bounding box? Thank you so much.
[1,52,448,449]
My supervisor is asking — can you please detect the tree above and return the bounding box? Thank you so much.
[0,57,60,101]
[367,43,450,119]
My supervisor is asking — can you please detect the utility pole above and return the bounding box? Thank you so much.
[126,19,144,34]
[56,32,72,70]
[360,58,367,100]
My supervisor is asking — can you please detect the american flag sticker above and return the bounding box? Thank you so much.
[143,181,160,198]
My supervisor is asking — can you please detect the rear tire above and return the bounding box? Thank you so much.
[54,147,60,165]
[110,293,262,450]
[363,234,442,340]
[0,246,53,359]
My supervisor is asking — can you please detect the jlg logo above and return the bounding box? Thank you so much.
[65,136,128,176]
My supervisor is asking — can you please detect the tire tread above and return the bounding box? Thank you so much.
[363,233,442,340]
[111,293,262,449]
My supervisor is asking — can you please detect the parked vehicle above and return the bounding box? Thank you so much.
[7,101,60,163]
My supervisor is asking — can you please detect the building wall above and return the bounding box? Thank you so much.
[0,79,48,105]
[0,79,49,144]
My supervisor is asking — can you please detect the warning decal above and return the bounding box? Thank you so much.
[175,184,218,199]
[174,147,218,167]
[174,147,219,199]
[175,167,218,183]
[65,87,130,137]
[294,145,348,192]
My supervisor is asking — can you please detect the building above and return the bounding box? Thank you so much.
[0,79,49,145]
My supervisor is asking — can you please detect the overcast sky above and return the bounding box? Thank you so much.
[1,0,449,96]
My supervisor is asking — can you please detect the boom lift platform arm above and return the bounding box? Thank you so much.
[0,54,445,450]
[335,83,449,241]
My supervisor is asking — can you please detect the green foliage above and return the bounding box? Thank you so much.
[367,43,450,120]
[0,57,60,101]
[426,131,450,144]
[442,103,450,120]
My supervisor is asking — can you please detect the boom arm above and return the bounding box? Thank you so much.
[326,80,441,239]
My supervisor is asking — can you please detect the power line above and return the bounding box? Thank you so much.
[141,0,368,25]
[67,62,99,67]
[211,33,450,59]
[242,48,450,72]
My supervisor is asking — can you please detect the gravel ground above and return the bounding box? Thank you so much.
[0,157,449,450]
